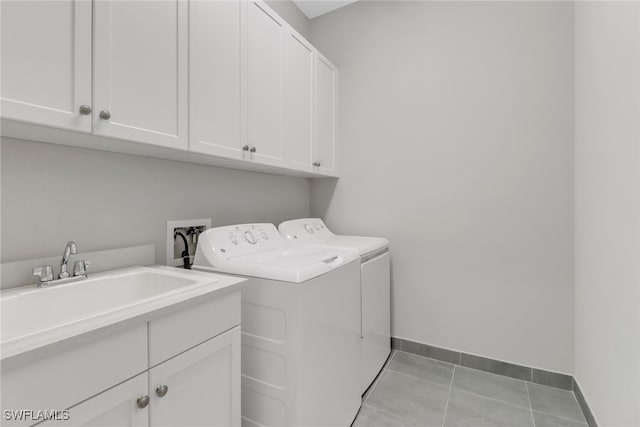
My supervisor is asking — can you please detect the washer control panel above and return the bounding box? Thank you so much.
[278,218,334,242]
[198,223,285,260]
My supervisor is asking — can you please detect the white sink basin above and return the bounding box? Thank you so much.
[1,266,222,356]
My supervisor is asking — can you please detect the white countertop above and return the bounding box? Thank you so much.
[1,265,246,369]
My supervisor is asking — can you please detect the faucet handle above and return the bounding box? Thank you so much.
[73,260,91,277]
[33,265,54,284]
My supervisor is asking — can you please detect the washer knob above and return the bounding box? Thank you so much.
[304,224,314,234]
[244,231,257,244]
[230,235,238,245]
[261,232,269,240]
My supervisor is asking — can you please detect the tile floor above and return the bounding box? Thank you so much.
[354,351,588,427]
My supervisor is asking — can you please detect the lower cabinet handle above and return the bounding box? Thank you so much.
[249,146,257,153]
[136,395,149,409]
[156,384,169,398]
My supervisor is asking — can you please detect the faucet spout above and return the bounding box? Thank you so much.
[59,241,77,279]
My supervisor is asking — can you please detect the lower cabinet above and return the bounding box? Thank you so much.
[149,327,240,427]
[1,293,242,427]
[41,373,149,427]
[41,327,240,427]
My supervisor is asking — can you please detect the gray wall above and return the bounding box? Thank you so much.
[574,2,640,425]
[265,0,310,39]
[310,1,574,373]
[0,138,309,264]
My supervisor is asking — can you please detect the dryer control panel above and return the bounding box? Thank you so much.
[194,223,286,264]
[278,218,335,243]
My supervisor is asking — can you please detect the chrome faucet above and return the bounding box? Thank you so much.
[59,241,77,279]
[33,241,90,288]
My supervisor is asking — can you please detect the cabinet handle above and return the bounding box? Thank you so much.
[136,395,149,409]
[99,110,111,120]
[249,146,257,153]
[242,145,250,151]
[79,105,92,115]
[313,161,321,167]
[156,384,169,398]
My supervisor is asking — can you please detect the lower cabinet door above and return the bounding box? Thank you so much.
[149,326,241,427]
[41,373,149,427]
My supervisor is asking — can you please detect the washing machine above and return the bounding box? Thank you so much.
[193,223,361,427]
[278,218,390,394]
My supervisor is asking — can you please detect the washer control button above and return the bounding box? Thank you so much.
[261,232,269,240]
[314,223,322,230]
[229,236,238,245]
[304,224,314,233]
[244,231,257,244]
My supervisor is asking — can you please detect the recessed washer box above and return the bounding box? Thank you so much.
[166,219,211,267]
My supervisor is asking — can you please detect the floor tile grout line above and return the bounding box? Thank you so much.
[391,353,535,410]
[398,349,569,391]
[452,387,533,411]
[527,382,588,425]
[526,382,537,427]
[358,350,588,427]
[397,340,572,383]
[394,349,456,368]
[529,382,589,424]
[440,364,456,427]
[361,400,404,422]
[385,366,453,390]
[456,363,532,384]
[390,351,586,416]
[531,409,588,426]
[531,409,589,425]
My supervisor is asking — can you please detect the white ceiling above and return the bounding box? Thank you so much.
[293,0,359,19]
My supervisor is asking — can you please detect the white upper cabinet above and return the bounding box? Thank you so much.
[283,32,314,169]
[0,0,92,132]
[189,0,243,158]
[0,0,339,178]
[246,2,284,162]
[93,0,188,149]
[314,54,339,174]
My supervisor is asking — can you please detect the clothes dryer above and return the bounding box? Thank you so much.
[278,218,390,394]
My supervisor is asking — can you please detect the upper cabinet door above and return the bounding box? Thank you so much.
[283,32,314,169]
[93,0,188,149]
[314,54,338,174]
[0,0,92,132]
[189,0,243,158]
[246,2,284,162]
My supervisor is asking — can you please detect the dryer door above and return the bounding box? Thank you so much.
[361,251,391,393]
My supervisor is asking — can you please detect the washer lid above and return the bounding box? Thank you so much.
[321,235,389,257]
[193,223,358,283]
